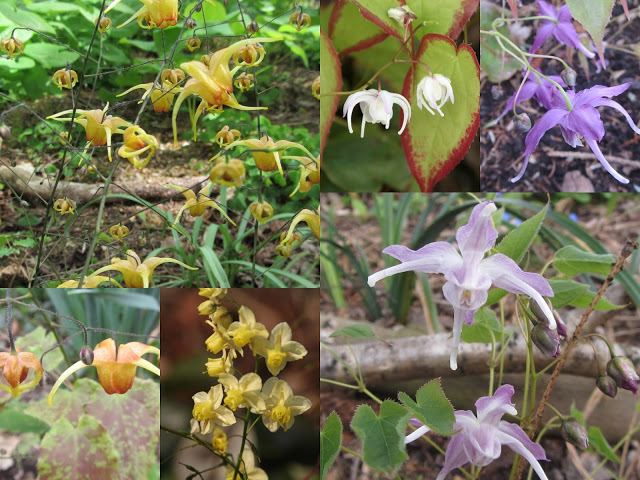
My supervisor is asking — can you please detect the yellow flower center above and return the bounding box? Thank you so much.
[271,403,291,426]
[232,325,252,347]
[224,389,243,410]
[193,401,213,421]
[267,349,286,370]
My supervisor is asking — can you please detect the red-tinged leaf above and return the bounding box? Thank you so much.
[329,0,388,56]
[506,0,518,20]
[620,0,630,20]
[565,0,614,66]
[320,30,342,156]
[401,35,479,191]
[38,416,120,480]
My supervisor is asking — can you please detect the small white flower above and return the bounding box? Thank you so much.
[388,5,416,26]
[417,73,455,116]
[342,89,412,138]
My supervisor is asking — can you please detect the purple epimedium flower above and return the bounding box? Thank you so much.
[530,0,595,59]
[495,73,566,123]
[367,201,555,370]
[406,385,549,480]
[512,82,640,184]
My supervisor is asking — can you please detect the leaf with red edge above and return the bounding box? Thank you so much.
[401,34,479,191]
[329,0,388,56]
[320,30,342,156]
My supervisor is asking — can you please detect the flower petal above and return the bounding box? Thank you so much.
[591,98,640,136]
[563,106,604,141]
[573,83,630,109]
[496,426,550,480]
[435,429,472,480]
[586,139,630,184]
[455,202,498,265]
[474,384,517,426]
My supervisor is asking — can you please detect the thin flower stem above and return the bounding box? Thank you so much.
[541,401,564,420]
[512,69,531,117]
[5,290,15,353]
[495,15,559,24]
[320,342,360,383]
[340,446,363,459]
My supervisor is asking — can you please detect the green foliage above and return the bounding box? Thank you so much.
[461,307,503,343]
[320,412,343,480]
[495,202,547,263]
[553,245,616,277]
[330,324,377,339]
[398,379,456,435]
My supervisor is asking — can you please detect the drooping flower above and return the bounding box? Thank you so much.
[234,72,255,92]
[512,83,640,184]
[165,182,236,226]
[109,224,130,241]
[117,125,158,168]
[289,11,311,31]
[232,43,266,67]
[249,201,274,224]
[224,450,268,480]
[218,372,266,412]
[416,73,454,116]
[261,377,311,432]
[388,5,417,26]
[226,306,269,348]
[53,197,77,215]
[57,275,118,288]
[191,384,236,434]
[198,288,227,303]
[96,15,113,33]
[52,69,78,90]
[368,201,555,370]
[1,37,24,59]
[287,156,320,196]
[205,350,234,377]
[406,385,549,480]
[212,427,227,454]
[253,322,307,376]
[48,338,159,404]
[105,0,179,29]
[87,249,198,288]
[529,0,595,58]
[0,349,43,398]
[495,73,567,123]
[117,81,180,113]
[280,208,320,246]
[186,37,201,52]
[214,125,242,146]
[343,88,411,138]
[209,158,246,187]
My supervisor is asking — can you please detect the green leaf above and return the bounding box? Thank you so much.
[351,401,410,473]
[198,245,231,287]
[284,40,309,68]
[24,43,80,69]
[330,324,376,339]
[461,307,502,344]
[13,237,36,248]
[553,245,616,277]
[328,0,387,55]
[0,56,36,70]
[0,408,49,434]
[496,203,548,263]
[565,0,614,66]
[398,379,455,435]
[480,2,522,82]
[320,412,343,480]
[570,289,625,311]
[320,30,341,156]
[401,35,479,191]
[0,5,56,34]
[587,426,620,463]
[549,279,589,308]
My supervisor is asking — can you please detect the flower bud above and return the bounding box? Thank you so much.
[561,417,589,449]
[0,125,11,141]
[247,20,259,34]
[529,299,566,337]
[606,356,639,394]
[96,16,112,33]
[388,5,417,26]
[276,244,292,258]
[186,37,201,52]
[212,427,227,454]
[531,323,560,357]
[514,113,531,133]
[80,346,94,366]
[596,375,618,398]
[185,17,197,29]
[1,37,24,59]
[561,68,577,88]
[491,85,504,100]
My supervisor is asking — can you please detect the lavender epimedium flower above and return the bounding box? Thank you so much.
[530,0,595,59]
[342,88,411,138]
[367,201,555,370]
[495,73,567,123]
[406,385,549,480]
[513,82,640,184]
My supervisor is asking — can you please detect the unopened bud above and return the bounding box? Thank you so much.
[514,113,531,133]
[0,125,10,141]
[528,299,565,336]
[80,346,94,365]
[276,244,292,259]
[596,375,618,398]
[561,417,589,449]
[561,68,577,87]
[532,323,561,357]
[491,85,504,100]
[606,356,639,394]
[185,17,197,29]
[247,20,259,34]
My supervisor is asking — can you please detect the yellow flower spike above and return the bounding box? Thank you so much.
[218,372,265,412]
[48,338,159,405]
[0,350,43,398]
[204,321,239,356]
[249,201,274,224]
[198,288,228,302]
[226,306,268,348]
[109,223,130,241]
[209,158,246,188]
[214,125,242,147]
[53,197,77,215]
[212,428,228,454]
[205,350,234,377]
[1,37,24,60]
[281,208,320,246]
[225,450,268,480]
[161,68,185,86]
[261,377,311,432]
[165,182,236,226]
[234,72,255,92]
[232,43,266,67]
[52,69,79,90]
[117,125,158,168]
[312,76,320,99]
[253,322,307,376]
[171,37,281,146]
[96,15,113,33]
[289,11,311,31]
[47,103,131,162]
[87,249,198,288]
[186,37,201,52]
[191,384,236,434]
[105,0,179,29]
[57,275,119,288]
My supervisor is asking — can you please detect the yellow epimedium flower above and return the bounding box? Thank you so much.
[47,103,131,162]
[53,197,77,215]
[276,232,302,259]
[1,37,24,60]
[253,322,307,376]
[105,0,179,29]
[212,427,228,454]
[117,125,158,168]
[214,125,242,147]
[199,288,228,303]
[191,384,236,434]
[205,350,234,377]
[161,68,185,86]
[225,451,267,480]
[289,11,311,31]
[0,349,43,398]
[209,158,246,188]
[48,338,159,405]
[204,322,238,356]
[261,377,311,432]
[96,15,113,33]
[218,372,266,412]
[227,306,268,348]
[287,156,320,196]
[57,275,119,288]
[109,224,130,240]
[208,306,233,329]
[232,43,266,67]
[281,208,320,247]
[52,69,78,90]
[234,72,254,92]
[186,37,201,52]
[165,182,236,226]
[312,76,320,99]
[171,37,281,146]
[118,81,179,113]
[58,131,71,146]
[249,201,274,224]
[88,249,198,288]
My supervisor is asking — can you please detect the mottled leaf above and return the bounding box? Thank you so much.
[398,379,455,435]
[565,0,614,65]
[320,412,343,480]
[320,30,342,156]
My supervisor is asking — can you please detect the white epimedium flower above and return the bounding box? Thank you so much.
[388,5,416,26]
[342,89,412,138]
[417,73,455,116]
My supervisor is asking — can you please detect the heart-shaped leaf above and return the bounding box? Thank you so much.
[328,0,388,55]
[320,30,342,156]
[320,412,343,479]
[398,379,455,435]
[401,34,479,191]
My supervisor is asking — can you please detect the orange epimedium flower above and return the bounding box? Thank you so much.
[165,182,236,226]
[88,249,198,288]
[289,11,311,31]
[286,156,320,196]
[214,125,241,147]
[117,125,158,168]
[209,158,246,187]
[105,0,179,29]
[47,104,131,162]
[232,43,265,67]
[1,37,24,59]
[186,37,201,52]
[249,201,274,224]
[0,350,43,398]
[53,196,77,215]
[118,81,179,113]
[52,69,78,90]
[234,72,255,92]
[48,338,159,404]
[161,68,185,86]
[281,209,320,246]
[312,76,320,99]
